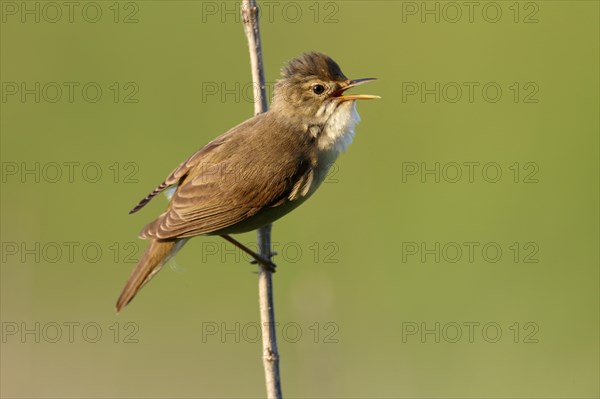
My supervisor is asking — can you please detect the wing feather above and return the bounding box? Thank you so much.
[128,137,227,214]
[136,113,317,239]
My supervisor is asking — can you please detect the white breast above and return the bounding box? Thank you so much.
[318,101,361,154]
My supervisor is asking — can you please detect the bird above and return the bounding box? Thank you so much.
[116,52,379,311]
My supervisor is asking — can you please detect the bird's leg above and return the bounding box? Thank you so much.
[220,234,277,272]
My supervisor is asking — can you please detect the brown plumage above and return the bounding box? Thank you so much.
[116,239,180,311]
[140,112,318,239]
[116,52,378,311]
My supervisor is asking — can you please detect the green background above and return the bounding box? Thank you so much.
[1,1,598,398]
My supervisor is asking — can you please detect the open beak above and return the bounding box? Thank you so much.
[335,78,380,102]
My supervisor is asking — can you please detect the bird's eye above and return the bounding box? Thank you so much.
[312,84,325,95]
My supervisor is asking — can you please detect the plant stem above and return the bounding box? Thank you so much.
[241,1,282,398]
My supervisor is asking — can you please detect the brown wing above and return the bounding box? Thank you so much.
[135,113,317,239]
[128,134,230,215]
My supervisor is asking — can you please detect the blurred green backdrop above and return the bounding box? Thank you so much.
[1,1,598,398]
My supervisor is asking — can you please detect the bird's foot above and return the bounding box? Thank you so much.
[250,252,277,272]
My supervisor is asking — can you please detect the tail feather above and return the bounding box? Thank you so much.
[116,238,187,312]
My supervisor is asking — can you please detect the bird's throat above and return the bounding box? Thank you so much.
[317,101,361,154]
